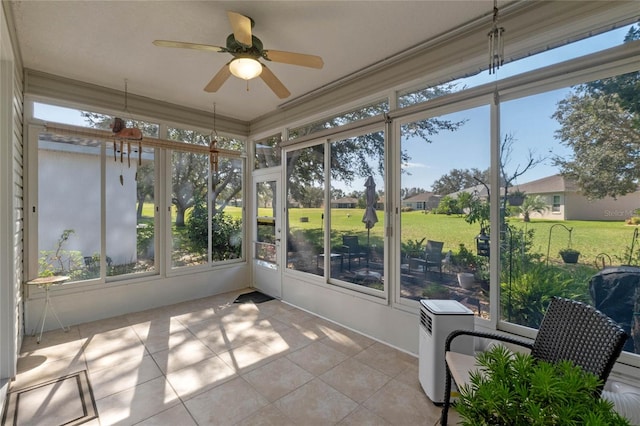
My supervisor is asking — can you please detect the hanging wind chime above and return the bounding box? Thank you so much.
[488,0,505,74]
[112,79,143,185]
[209,103,220,191]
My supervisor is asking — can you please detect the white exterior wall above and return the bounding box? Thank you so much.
[565,192,640,221]
[38,148,136,266]
[527,192,640,221]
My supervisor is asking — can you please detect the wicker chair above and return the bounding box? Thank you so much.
[440,297,628,425]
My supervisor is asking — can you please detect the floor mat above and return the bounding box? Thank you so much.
[233,291,275,304]
[2,370,97,426]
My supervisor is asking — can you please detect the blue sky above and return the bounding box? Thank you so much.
[400,24,634,192]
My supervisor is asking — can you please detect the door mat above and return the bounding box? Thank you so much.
[2,370,97,426]
[233,291,275,304]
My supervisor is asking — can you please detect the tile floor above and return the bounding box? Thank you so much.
[7,289,460,425]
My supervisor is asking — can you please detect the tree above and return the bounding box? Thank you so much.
[171,151,208,227]
[435,195,460,215]
[518,195,548,222]
[431,168,490,195]
[282,91,466,211]
[553,26,640,199]
[401,187,428,199]
[553,90,640,199]
[583,26,640,118]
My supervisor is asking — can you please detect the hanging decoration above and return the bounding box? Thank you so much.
[111,79,143,184]
[209,103,220,190]
[488,0,505,74]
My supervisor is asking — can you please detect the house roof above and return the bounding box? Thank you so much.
[331,197,358,204]
[403,192,439,202]
[514,174,578,194]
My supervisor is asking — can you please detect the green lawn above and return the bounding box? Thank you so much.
[283,208,638,265]
[144,203,636,266]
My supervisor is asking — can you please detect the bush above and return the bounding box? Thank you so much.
[186,201,243,260]
[457,345,629,425]
[501,262,595,327]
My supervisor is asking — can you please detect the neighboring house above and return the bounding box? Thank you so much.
[402,192,441,211]
[376,195,385,211]
[331,197,358,208]
[447,184,493,200]
[443,174,640,221]
[39,135,137,267]
[515,174,640,221]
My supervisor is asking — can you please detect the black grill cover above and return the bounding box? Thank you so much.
[589,266,640,353]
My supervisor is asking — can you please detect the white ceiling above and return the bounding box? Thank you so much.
[8,1,501,122]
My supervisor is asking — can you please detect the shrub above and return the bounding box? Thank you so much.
[186,201,243,260]
[501,262,595,327]
[457,345,630,425]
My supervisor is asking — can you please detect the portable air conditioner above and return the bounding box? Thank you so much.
[419,299,474,404]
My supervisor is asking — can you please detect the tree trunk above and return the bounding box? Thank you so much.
[175,207,186,227]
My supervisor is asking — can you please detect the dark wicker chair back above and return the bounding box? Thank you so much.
[530,297,628,389]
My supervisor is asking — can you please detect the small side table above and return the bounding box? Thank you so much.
[27,275,70,343]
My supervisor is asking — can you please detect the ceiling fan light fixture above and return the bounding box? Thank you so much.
[229,57,262,80]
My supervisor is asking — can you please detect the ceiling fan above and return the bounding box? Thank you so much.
[153,11,324,99]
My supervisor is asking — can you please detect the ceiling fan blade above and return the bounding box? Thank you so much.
[259,65,291,99]
[227,11,252,47]
[153,40,224,52]
[264,50,324,69]
[204,64,232,92]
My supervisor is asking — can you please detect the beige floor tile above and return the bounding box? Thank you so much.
[130,317,187,353]
[11,353,87,391]
[185,317,238,354]
[234,404,297,426]
[393,362,423,392]
[337,405,391,425]
[78,315,132,337]
[252,300,296,319]
[88,354,163,400]
[139,326,195,355]
[172,306,218,326]
[217,302,262,324]
[95,376,181,425]
[218,340,284,373]
[320,357,391,403]
[275,378,358,424]
[292,317,341,341]
[243,357,314,402]
[20,326,83,357]
[135,403,197,426]
[183,376,269,425]
[286,340,349,376]
[354,342,416,377]
[363,378,441,425]
[14,290,434,426]
[165,354,237,399]
[321,327,375,356]
[10,374,92,426]
[84,337,149,372]
[125,306,172,324]
[150,336,216,374]
[271,307,316,327]
[262,326,315,354]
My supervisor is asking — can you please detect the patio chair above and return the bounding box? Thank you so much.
[341,235,367,270]
[440,297,628,425]
[410,240,444,278]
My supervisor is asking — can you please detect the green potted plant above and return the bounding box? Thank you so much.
[453,244,478,289]
[559,247,580,264]
[456,345,630,425]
